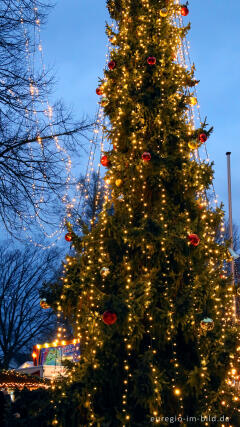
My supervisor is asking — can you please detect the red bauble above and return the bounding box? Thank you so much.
[147,56,156,65]
[108,60,116,70]
[102,311,117,325]
[101,155,110,167]
[142,152,151,162]
[181,6,189,16]
[188,234,200,247]
[65,232,72,242]
[198,133,207,143]
[96,87,103,95]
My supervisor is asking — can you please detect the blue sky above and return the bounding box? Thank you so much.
[42,0,240,226]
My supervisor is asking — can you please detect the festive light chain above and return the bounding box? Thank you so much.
[175,1,240,405]
[50,1,240,423]
[50,22,117,425]
[173,2,218,211]
[14,1,81,248]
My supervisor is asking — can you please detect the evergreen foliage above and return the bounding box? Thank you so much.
[45,1,240,426]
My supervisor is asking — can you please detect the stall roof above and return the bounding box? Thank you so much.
[0,369,50,390]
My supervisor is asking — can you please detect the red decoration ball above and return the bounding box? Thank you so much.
[96,87,103,96]
[142,152,151,162]
[101,155,110,167]
[199,133,207,143]
[188,234,200,247]
[102,311,117,325]
[65,232,72,242]
[108,60,116,70]
[147,56,156,65]
[181,6,189,16]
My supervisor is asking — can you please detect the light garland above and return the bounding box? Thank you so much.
[47,0,240,424]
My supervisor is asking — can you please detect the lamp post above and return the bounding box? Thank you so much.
[226,152,236,320]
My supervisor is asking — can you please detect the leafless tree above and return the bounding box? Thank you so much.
[0,0,92,236]
[0,242,61,369]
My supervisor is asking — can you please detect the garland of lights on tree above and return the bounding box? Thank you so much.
[46,1,240,426]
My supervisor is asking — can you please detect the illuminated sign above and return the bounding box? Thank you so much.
[33,340,80,367]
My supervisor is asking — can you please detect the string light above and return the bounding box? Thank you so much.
[48,0,240,423]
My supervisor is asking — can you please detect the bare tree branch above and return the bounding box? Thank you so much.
[0,242,61,368]
[0,0,93,237]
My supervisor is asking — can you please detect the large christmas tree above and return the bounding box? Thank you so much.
[52,1,240,426]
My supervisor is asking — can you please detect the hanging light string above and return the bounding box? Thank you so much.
[16,1,66,246]
[173,2,240,421]
[49,21,118,426]
[173,2,218,211]
[13,1,82,248]
[49,2,239,425]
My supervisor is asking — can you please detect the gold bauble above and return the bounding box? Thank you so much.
[101,97,108,107]
[110,36,117,44]
[115,179,123,187]
[189,96,198,106]
[188,141,199,150]
[100,267,110,277]
[160,8,168,17]
[40,299,50,309]
[200,318,214,331]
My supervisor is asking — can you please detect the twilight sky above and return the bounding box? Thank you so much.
[42,0,240,226]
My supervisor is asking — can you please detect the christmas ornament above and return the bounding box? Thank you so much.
[108,60,116,70]
[101,155,110,167]
[96,87,103,95]
[65,232,72,242]
[200,317,214,331]
[102,311,117,325]
[188,140,199,150]
[117,194,124,202]
[237,287,240,296]
[181,5,189,16]
[142,152,151,162]
[110,36,117,44]
[188,233,200,247]
[147,56,156,65]
[115,179,123,187]
[228,247,240,260]
[160,8,168,17]
[189,96,197,106]
[40,299,50,309]
[101,97,109,107]
[196,199,204,209]
[100,267,110,277]
[198,133,207,143]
